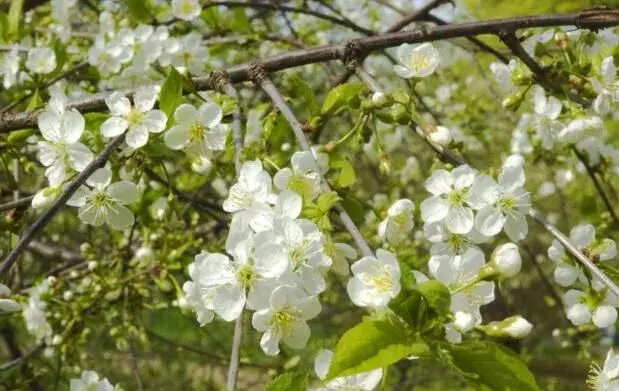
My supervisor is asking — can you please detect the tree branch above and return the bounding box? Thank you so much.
[0,135,125,278]
[0,196,33,213]
[226,313,244,391]
[1,10,617,133]
[573,147,619,223]
[203,1,375,35]
[253,67,374,257]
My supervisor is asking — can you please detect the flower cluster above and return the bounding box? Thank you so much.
[548,224,618,328]
[184,155,334,355]
[416,157,532,342]
[420,157,530,241]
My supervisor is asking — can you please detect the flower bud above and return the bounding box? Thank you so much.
[0,283,11,296]
[426,125,452,146]
[32,187,58,209]
[593,306,617,328]
[378,155,391,176]
[501,316,533,339]
[191,156,212,174]
[360,99,375,113]
[135,246,154,263]
[63,290,74,301]
[566,303,591,326]
[0,299,20,313]
[371,92,389,107]
[554,31,569,51]
[87,261,98,271]
[492,243,521,278]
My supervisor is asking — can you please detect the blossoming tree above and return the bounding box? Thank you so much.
[0,0,618,390]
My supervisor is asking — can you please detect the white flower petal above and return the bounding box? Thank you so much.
[101,116,128,137]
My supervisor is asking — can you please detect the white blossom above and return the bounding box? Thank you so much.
[312,349,382,391]
[159,32,209,73]
[101,88,167,148]
[26,47,56,74]
[274,150,327,201]
[0,46,20,88]
[68,166,139,230]
[588,349,619,391]
[252,285,321,356]
[171,0,201,21]
[378,199,415,244]
[164,102,228,160]
[530,85,562,150]
[23,280,53,343]
[70,370,117,391]
[592,56,619,115]
[393,43,440,78]
[347,249,401,309]
[469,157,530,241]
[37,98,93,186]
[430,247,495,332]
[420,165,478,234]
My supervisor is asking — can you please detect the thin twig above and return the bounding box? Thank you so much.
[143,167,224,218]
[222,83,244,173]
[226,314,244,391]
[129,341,144,391]
[0,196,33,212]
[253,68,374,257]
[573,147,619,223]
[2,10,617,133]
[529,209,619,297]
[0,135,125,278]
[0,344,45,372]
[0,62,88,115]
[203,1,374,35]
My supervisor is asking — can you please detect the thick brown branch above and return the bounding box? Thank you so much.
[1,10,617,133]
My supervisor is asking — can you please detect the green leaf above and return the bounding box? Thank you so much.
[159,67,183,124]
[444,340,540,391]
[7,0,24,40]
[0,12,9,42]
[415,280,451,318]
[340,195,365,225]
[322,83,365,115]
[338,159,356,187]
[289,75,319,118]
[7,129,35,145]
[266,372,309,391]
[326,317,428,380]
[316,191,341,213]
[124,0,152,23]
[25,88,41,112]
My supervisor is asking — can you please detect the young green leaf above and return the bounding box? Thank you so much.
[7,0,24,41]
[124,0,153,23]
[326,317,429,380]
[322,83,365,115]
[265,372,309,391]
[159,67,184,124]
[444,340,540,391]
[415,280,451,318]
